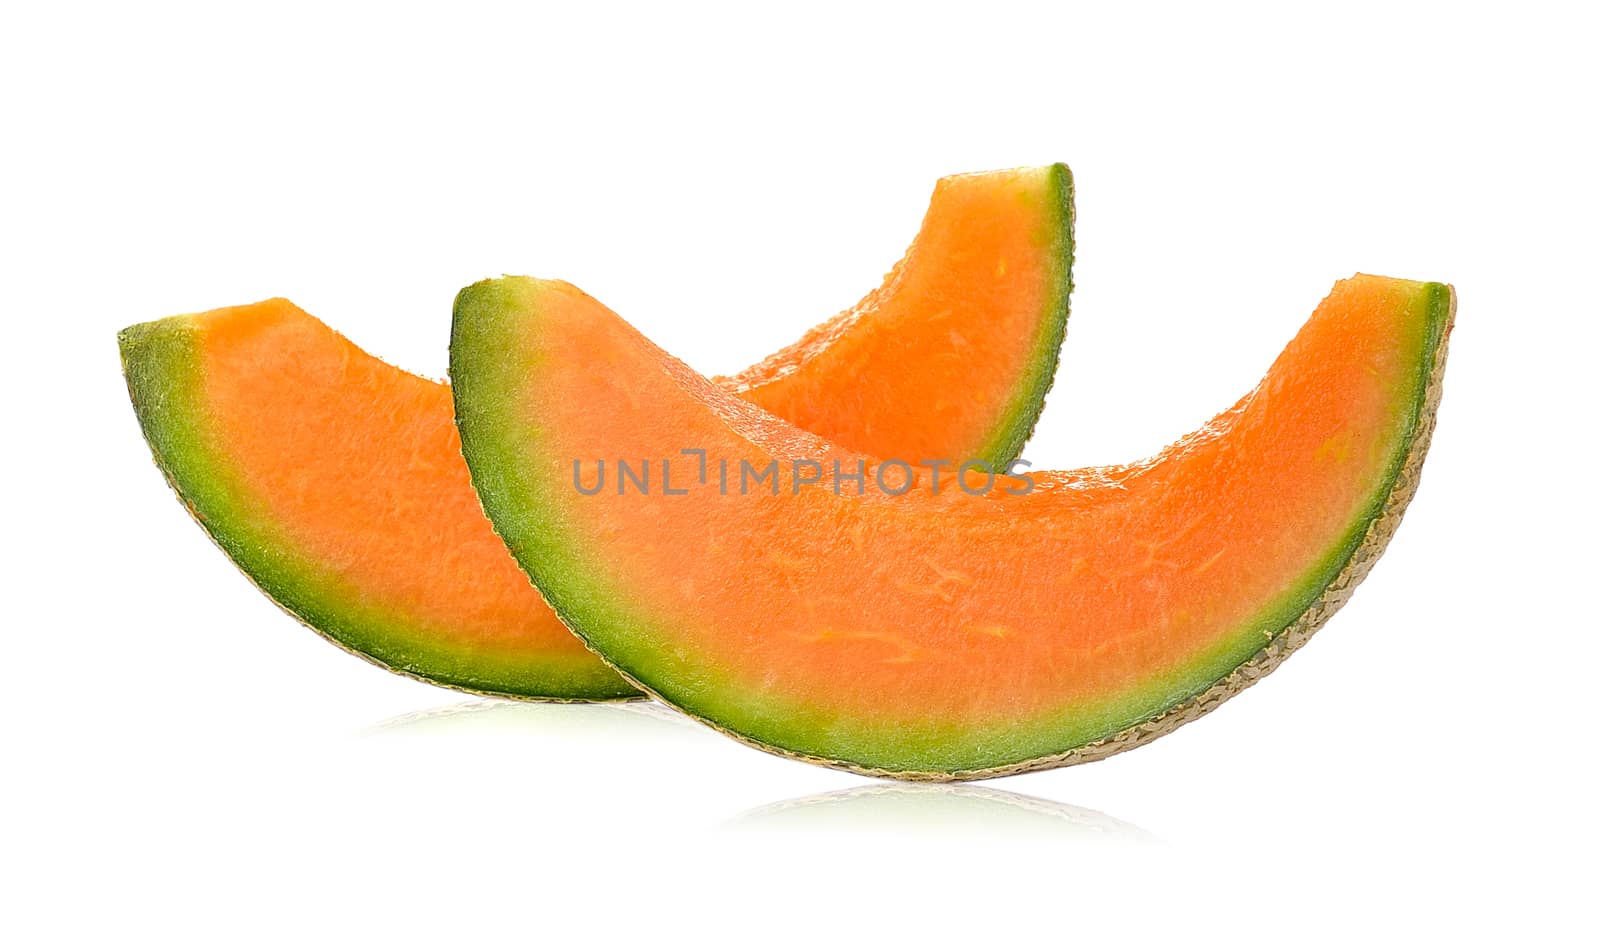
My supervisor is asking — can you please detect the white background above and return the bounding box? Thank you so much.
[3,2,1597,940]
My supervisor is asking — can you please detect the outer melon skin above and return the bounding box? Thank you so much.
[118,164,1075,703]
[451,275,1454,779]
[886,286,1456,779]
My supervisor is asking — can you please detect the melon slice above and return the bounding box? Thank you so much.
[722,165,1073,466]
[451,273,1453,778]
[118,164,1074,701]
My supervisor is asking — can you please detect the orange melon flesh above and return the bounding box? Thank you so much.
[118,164,1073,700]
[723,165,1072,466]
[451,274,1453,777]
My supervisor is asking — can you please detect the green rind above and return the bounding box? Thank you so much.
[117,316,640,702]
[453,277,1454,779]
[971,162,1075,470]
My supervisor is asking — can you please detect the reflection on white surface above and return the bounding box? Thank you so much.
[727,783,1157,842]
[368,701,1155,843]
[360,696,701,737]
[368,700,707,736]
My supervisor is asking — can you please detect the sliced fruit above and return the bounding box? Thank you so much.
[722,164,1073,467]
[452,273,1453,778]
[119,164,1074,701]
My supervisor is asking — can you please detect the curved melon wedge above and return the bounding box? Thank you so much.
[118,164,1074,701]
[452,274,1453,778]
[723,164,1073,466]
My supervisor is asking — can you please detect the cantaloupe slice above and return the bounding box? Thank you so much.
[451,273,1453,778]
[119,164,1074,701]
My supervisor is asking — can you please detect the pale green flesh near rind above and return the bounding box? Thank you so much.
[453,279,1449,775]
[118,320,636,700]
